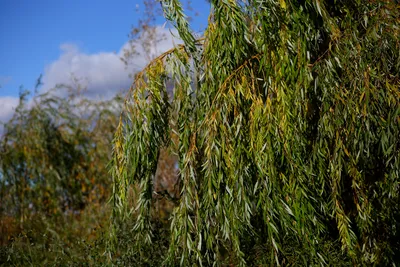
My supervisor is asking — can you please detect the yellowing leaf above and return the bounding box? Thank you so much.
[280,0,287,10]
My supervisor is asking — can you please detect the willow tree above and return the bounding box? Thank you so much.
[111,0,400,265]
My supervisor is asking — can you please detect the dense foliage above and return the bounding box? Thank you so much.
[0,85,180,265]
[111,0,400,266]
[1,88,120,217]
[0,86,122,264]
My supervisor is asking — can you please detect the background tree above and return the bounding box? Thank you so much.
[0,83,122,264]
[111,0,400,266]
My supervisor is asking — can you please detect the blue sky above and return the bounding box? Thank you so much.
[0,0,209,125]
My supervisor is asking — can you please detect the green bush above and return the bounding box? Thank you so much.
[0,86,122,265]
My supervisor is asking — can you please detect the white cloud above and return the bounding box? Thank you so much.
[0,26,181,134]
[0,96,19,134]
[41,26,180,100]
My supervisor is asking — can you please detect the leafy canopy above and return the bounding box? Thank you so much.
[111,0,400,265]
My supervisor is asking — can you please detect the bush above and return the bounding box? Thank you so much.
[0,86,121,265]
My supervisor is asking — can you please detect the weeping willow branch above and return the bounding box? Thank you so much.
[110,1,400,266]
